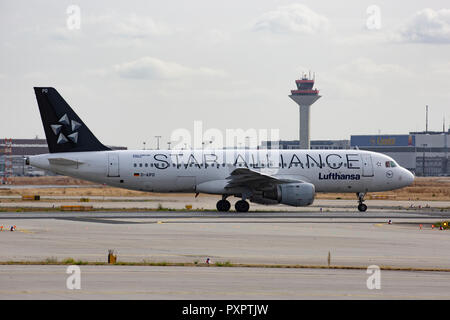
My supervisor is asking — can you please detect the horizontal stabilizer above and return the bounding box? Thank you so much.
[48,158,82,166]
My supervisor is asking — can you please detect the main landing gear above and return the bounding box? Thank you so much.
[216,196,250,213]
[216,197,231,212]
[234,200,250,213]
[357,192,368,212]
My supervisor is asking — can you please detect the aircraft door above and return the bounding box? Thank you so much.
[361,154,374,177]
[107,153,120,177]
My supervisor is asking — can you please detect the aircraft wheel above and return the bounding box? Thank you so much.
[358,203,368,212]
[216,199,231,212]
[235,200,250,213]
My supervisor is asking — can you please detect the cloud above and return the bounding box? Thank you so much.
[46,12,173,41]
[22,72,48,80]
[397,8,450,43]
[324,58,413,99]
[251,4,329,35]
[336,58,411,76]
[203,29,231,45]
[430,61,450,74]
[79,12,173,39]
[107,13,173,38]
[113,56,227,80]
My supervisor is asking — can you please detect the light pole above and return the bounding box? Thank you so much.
[143,141,146,150]
[155,136,161,150]
[422,143,427,176]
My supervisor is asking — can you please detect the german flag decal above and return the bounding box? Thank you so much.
[134,173,139,177]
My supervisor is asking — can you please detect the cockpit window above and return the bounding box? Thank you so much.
[385,161,397,168]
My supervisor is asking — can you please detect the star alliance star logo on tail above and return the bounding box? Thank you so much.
[50,114,81,144]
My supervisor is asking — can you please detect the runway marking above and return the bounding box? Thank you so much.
[0,228,34,234]
[0,289,448,300]
[17,228,34,234]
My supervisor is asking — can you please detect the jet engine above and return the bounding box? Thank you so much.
[251,182,315,207]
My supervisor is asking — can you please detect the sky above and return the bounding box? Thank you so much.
[1,0,449,149]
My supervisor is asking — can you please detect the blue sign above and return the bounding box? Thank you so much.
[351,135,415,147]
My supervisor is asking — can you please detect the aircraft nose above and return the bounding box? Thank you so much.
[403,169,415,186]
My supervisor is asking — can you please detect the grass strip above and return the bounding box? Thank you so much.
[1,260,449,272]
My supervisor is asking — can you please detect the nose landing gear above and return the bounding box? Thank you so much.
[357,192,368,212]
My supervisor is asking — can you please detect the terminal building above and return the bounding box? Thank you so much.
[350,131,449,176]
[261,139,350,150]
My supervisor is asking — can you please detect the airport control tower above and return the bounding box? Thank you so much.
[289,73,321,149]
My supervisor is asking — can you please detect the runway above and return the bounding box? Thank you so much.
[0,207,449,219]
[0,209,449,266]
[1,265,450,300]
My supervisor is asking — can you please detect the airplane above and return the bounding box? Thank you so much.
[27,87,415,213]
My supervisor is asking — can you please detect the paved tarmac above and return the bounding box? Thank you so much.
[1,195,449,212]
[0,209,449,267]
[0,208,449,299]
[1,265,449,299]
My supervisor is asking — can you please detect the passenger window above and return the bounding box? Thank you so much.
[145,163,148,167]
[133,163,137,167]
[139,163,142,167]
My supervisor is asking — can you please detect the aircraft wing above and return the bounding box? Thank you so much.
[225,167,303,190]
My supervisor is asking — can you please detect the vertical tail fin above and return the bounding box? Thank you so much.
[34,87,110,153]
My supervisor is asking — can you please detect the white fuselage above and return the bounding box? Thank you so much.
[29,149,414,201]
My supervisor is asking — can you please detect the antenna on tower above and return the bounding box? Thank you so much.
[426,105,429,133]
